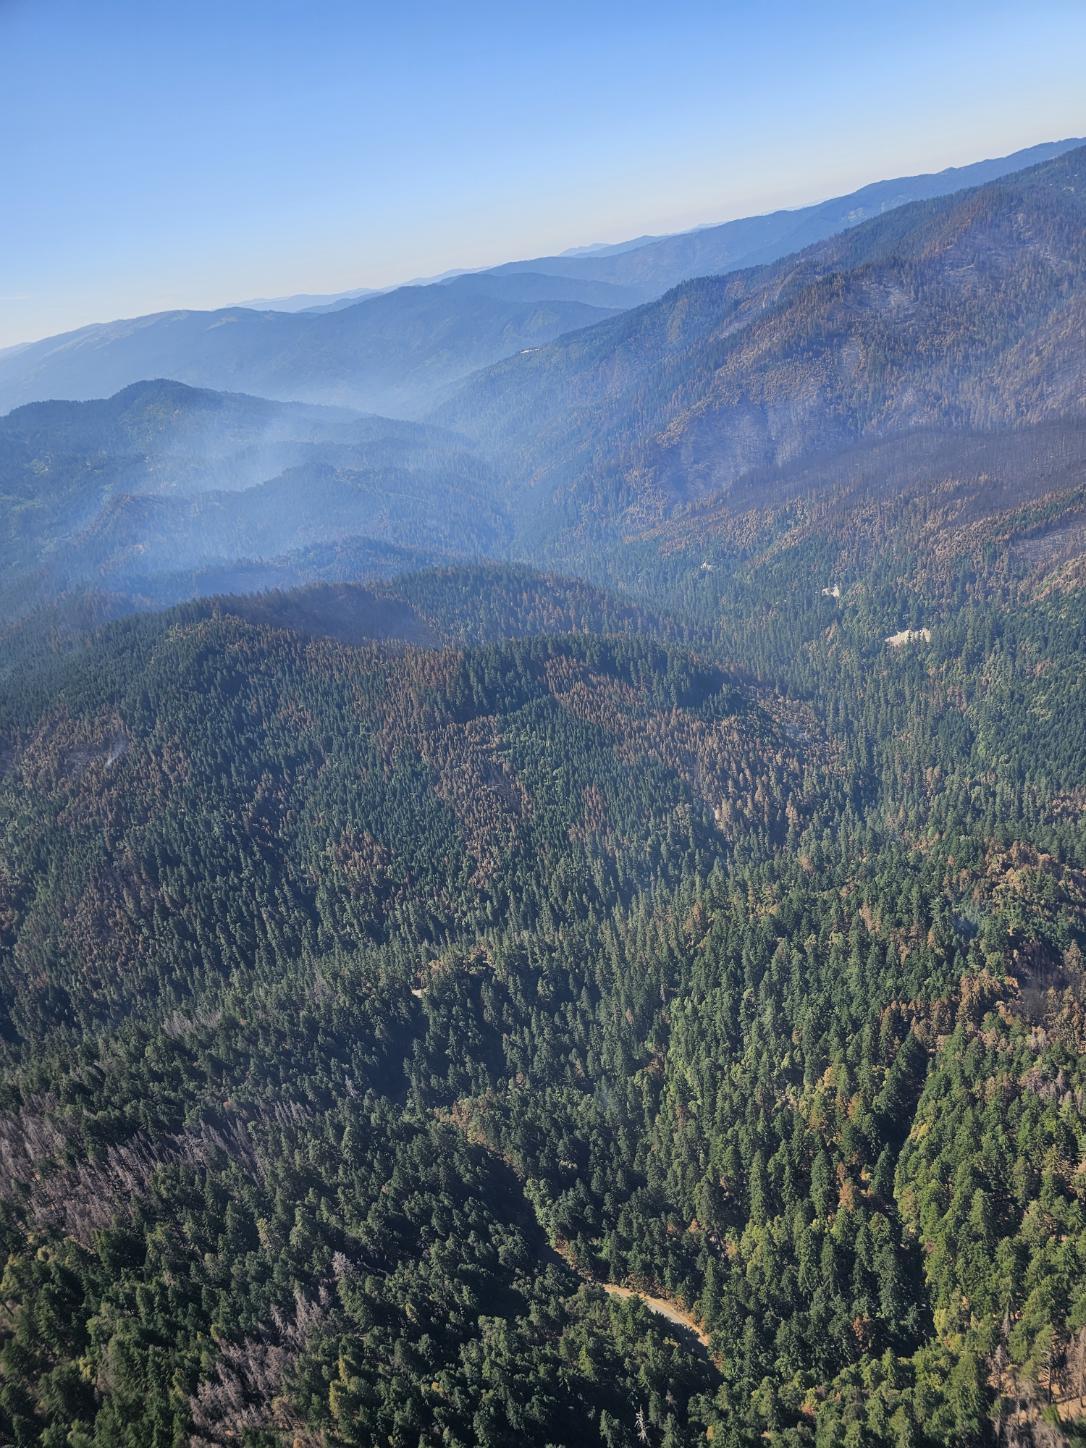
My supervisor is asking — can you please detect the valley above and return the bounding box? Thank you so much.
[1,133,1085,1448]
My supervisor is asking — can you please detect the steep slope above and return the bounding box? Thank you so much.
[438,143,1086,541]
[0,277,619,418]
[4,140,1077,423]
[632,423,1086,705]
[237,138,1083,316]
[431,269,645,312]
[487,137,1084,298]
[0,616,812,1045]
[3,532,1086,1444]
[648,419,1086,586]
[0,380,508,609]
[374,560,670,644]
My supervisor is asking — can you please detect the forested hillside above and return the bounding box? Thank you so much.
[1,512,1085,1445]
[2,137,1086,1448]
[0,278,618,420]
[2,139,1075,424]
[0,381,507,611]
[439,145,1086,548]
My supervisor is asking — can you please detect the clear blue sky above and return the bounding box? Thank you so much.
[2,0,1083,347]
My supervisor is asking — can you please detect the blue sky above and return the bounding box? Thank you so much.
[2,0,1083,347]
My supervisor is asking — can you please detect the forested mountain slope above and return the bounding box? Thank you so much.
[0,612,812,1442]
[0,564,672,680]
[0,615,813,1047]
[625,419,1086,622]
[3,130,1086,1448]
[2,140,1076,424]
[197,564,669,650]
[1,514,1085,1443]
[488,137,1083,300]
[439,144,1086,544]
[0,276,618,418]
[239,140,1079,315]
[0,380,507,611]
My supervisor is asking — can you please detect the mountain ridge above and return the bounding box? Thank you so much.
[0,380,507,611]
[4,131,1086,1447]
[225,137,1084,314]
[436,142,1086,544]
[0,281,620,418]
[485,136,1085,297]
[2,138,1080,422]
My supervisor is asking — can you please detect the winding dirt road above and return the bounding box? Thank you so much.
[599,1283,712,1349]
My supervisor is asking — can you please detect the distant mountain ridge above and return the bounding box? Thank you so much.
[0,277,620,418]
[233,137,1084,314]
[6,145,1086,614]
[437,143,1086,545]
[485,137,1084,300]
[0,380,508,610]
[1,138,1079,421]
[234,285,380,312]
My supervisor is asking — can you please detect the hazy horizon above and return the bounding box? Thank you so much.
[3,0,1085,349]
[3,129,1082,351]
